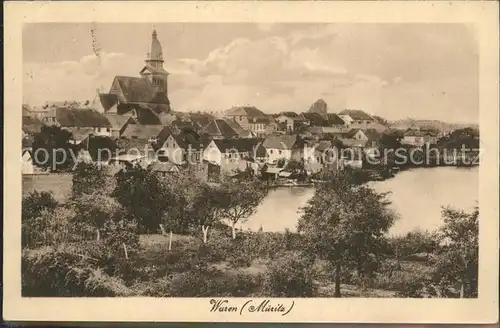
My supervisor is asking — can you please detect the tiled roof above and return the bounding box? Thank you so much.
[105,114,131,131]
[98,93,118,111]
[22,116,43,134]
[79,135,118,161]
[70,127,96,142]
[116,138,153,152]
[342,139,368,148]
[338,109,374,121]
[279,111,299,118]
[327,113,345,125]
[202,119,239,138]
[172,132,207,150]
[149,161,180,173]
[190,112,215,129]
[225,106,266,117]
[345,129,361,138]
[262,135,300,150]
[55,108,111,128]
[121,123,163,140]
[114,76,170,105]
[212,138,263,153]
[302,112,328,126]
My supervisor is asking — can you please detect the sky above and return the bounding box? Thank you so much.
[23,23,478,123]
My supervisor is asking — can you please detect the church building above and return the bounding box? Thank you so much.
[96,29,173,126]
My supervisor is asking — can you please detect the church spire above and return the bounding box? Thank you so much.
[146,27,163,66]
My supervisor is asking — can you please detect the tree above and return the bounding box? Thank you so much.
[32,125,76,171]
[187,183,224,244]
[432,205,478,298]
[113,166,172,233]
[72,162,109,198]
[297,171,397,297]
[72,192,127,241]
[219,181,267,239]
[262,251,316,297]
[22,191,58,221]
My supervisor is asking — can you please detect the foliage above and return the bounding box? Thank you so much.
[22,244,132,297]
[298,170,397,297]
[32,125,77,171]
[217,181,268,238]
[22,191,59,248]
[437,127,480,150]
[262,251,316,297]
[431,205,479,298]
[22,191,58,222]
[72,162,110,198]
[22,205,83,248]
[388,230,440,260]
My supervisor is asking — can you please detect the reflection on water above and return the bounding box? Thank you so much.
[243,167,478,236]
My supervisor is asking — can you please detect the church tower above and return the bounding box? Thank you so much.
[140,28,169,96]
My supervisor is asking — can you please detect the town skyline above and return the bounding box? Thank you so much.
[24,23,478,124]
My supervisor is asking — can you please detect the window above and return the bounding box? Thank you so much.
[106,128,110,132]
[278,150,282,155]
[270,150,273,154]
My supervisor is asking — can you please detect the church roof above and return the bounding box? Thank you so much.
[113,76,170,105]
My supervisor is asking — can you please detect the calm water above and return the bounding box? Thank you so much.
[243,167,479,236]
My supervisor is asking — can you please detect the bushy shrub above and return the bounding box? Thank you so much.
[388,230,440,260]
[22,205,83,248]
[22,245,132,297]
[261,251,316,297]
[165,269,261,297]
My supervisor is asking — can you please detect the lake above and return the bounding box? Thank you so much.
[243,166,479,236]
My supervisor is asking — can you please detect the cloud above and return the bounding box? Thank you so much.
[24,23,478,123]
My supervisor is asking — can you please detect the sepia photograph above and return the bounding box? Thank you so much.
[4,1,499,323]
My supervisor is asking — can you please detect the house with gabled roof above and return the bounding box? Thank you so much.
[275,112,306,133]
[261,134,303,164]
[105,114,134,138]
[201,119,240,139]
[224,106,267,130]
[402,129,438,147]
[225,118,255,139]
[338,109,375,125]
[120,123,163,141]
[248,116,274,137]
[156,130,207,165]
[302,112,329,127]
[41,107,112,144]
[149,161,181,175]
[203,138,262,173]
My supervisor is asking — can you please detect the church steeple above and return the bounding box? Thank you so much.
[146,28,164,68]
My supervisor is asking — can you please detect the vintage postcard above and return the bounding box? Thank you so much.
[3,0,499,324]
